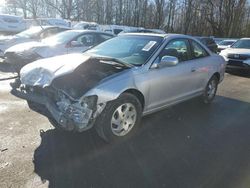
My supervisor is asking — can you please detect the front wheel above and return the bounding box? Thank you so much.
[202,75,218,104]
[95,93,142,143]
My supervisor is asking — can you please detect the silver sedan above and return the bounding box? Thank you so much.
[12,33,226,142]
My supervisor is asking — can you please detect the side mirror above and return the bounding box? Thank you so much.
[70,41,82,47]
[152,56,179,69]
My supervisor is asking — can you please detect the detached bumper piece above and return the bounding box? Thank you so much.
[11,87,95,132]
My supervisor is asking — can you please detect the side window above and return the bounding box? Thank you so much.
[98,34,113,43]
[114,29,123,35]
[160,39,190,62]
[40,28,58,39]
[190,40,209,59]
[76,34,95,47]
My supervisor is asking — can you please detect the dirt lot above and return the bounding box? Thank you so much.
[0,63,250,188]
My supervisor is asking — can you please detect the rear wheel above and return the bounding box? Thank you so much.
[202,75,218,104]
[95,93,142,143]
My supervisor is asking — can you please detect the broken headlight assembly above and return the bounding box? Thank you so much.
[20,68,53,87]
[56,93,98,129]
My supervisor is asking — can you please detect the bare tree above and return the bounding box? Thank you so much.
[4,0,250,37]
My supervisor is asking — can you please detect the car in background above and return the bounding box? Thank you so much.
[100,25,139,35]
[196,37,218,53]
[0,26,70,57]
[217,40,237,52]
[214,38,223,45]
[0,14,26,35]
[25,18,71,28]
[73,22,100,31]
[220,38,250,72]
[11,33,225,142]
[5,30,114,73]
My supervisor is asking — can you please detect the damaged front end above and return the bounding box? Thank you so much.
[54,91,106,131]
[11,56,128,132]
[12,85,106,132]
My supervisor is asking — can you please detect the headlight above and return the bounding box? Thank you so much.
[20,67,53,87]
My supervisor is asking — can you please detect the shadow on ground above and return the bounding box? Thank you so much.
[33,96,250,188]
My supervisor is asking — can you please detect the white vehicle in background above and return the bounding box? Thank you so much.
[0,26,69,57]
[220,38,250,72]
[5,30,114,72]
[217,39,237,52]
[25,18,71,28]
[0,14,26,34]
[100,25,138,35]
[73,22,100,31]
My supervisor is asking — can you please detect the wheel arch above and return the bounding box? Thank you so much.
[213,72,220,81]
[122,89,145,110]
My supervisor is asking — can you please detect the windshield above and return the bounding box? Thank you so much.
[231,39,250,49]
[42,31,80,45]
[88,35,163,65]
[16,27,42,38]
[219,40,235,46]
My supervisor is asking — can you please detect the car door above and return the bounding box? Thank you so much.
[146,38,202,111]
[67,33,96,54]
[188,39,212,90]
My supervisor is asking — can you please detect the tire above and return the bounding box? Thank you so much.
[95,93,142,143]
[202,75,218,104]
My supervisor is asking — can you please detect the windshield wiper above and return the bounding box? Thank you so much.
[91,56,134,68]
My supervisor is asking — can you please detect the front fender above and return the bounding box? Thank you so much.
[82,68,148,104]
[83,77,137,104]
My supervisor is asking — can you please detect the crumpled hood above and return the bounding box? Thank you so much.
[221,48,250,56]
[5,41,47,53]
[20,53,91,87]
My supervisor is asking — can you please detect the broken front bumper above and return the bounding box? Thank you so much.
[11,88,95,132]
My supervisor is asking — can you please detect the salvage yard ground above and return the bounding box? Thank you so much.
[0,61,250,188]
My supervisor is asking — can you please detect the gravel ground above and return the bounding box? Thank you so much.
[0,64,250,188]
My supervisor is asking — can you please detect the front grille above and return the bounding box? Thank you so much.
[5,51,41,65]
[227,54,250,60]
[227,60,250,68]
[228,60,244,67]
[5,52,18,61]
